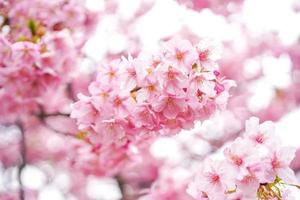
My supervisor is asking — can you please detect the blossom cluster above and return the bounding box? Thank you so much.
[0,0,97,44]
[187,117,298,200]
[71,38,235,148]
[0,0,98,123]
[0,33,74,121]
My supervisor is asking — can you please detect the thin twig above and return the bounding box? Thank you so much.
[35,104,70,119]
[38,112,70,118]
[35,105,76,138]
[41,119,77,138]
[35,105,92,146]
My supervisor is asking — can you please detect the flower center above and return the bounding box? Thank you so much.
[210,174,220,184]
[113,97,123,106]
[232,156,243,166]
[176,49,185,61]
[167,70,176,80]
[199,50,209,61]
[147,84,156,92]
[271,158,281,169]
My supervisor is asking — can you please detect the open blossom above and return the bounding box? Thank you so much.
[187,159,235,200]
[159,65,188,95]
[187,117,299,200]
[71,38,235,150]
[163,38,198,73]
[265,147,298,184]
[244,117,278,147]
[152,95,187,119]
[120,55,147,90]
[224,138,258,179]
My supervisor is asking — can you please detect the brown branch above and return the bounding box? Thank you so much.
[38,112,70,118]
[16,121,26,200]
[116,175,125,200]
[40,119,77,138]
[67,83,76,102]
[36,105,92,146]
[115,176,151,200]
[35,104,70,119]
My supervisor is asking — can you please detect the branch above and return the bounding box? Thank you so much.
[67,83,76,102]
[40,119,77,138]
[16,121,26,200]
[35,105,93,146]
[116,175,125,200]
[35,104,70,119]
[38,112,70,118]
[115,176,151,200]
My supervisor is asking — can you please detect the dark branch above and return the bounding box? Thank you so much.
[67,83,76,102]
[116,175,125,200]
[35,105,92,146]
[37,112,70,119]
[35,104,69,120]
[16,121,26,200]
[40,119,76,138]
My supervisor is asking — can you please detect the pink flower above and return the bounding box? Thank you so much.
[196,39,220,71]
[99,59,121,85]
[187,160,235,200]
[89,81,112,97]
[94,119,125,146]
[235,172,260,198]
[70,94,97,130]
[120,56,147,90]
[152,95,186,119]
[265,147,297,184]
[158,65,188,95]
[136,77,161,103]
[71,38,234,175]
[89,83,113,113]
[244,117,278,147]
[188,117,298,200]
[224,138,257,178]
[11,41,40,67]
[132,105,159,130]
[110,93,135,118]
[163,38,198,73]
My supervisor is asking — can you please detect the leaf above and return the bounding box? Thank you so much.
[28,19,37,36]
[274,176,282,184]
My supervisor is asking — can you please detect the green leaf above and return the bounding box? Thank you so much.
[28,19,37,36]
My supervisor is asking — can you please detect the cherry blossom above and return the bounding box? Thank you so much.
[188,117,299,200]
[1,0,300,199]
[71,38,235,151]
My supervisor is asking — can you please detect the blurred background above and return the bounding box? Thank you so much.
[1,0,300,199]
